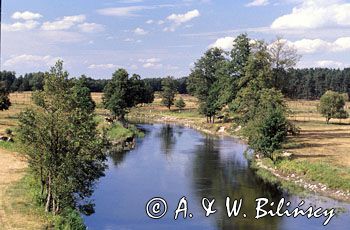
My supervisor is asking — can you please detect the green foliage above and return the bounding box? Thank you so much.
[161,76,178,110]
[318,90,349,124]
[103,69,154,119]
[245,106,288,159]
[187,48,227,121]
[230,33,251,77]
[71,77,96,113]
[175,97,186,110]
[0,81,11,111]
[107,122,142,140]
[18,60,106,216]
[54,208,86,230]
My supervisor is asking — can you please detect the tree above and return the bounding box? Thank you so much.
[269,37,300,70]
[175,97,186,111]
[71,77,96,113]
[0,82,11,111]
[18,61,106,215]
[161,76,177,110]
[103,69,154,120]
[318,90,349,124]
[245,106,288,160]
[187,48,227,121]
[103,69,131,120]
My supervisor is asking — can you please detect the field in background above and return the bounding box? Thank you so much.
[1,92,350,191]
[286,100,350,168]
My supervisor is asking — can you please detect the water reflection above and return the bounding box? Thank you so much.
[84,124,350,230]
[158,124,177,155]
[191,135,282,229]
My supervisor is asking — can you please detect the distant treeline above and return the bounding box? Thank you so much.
[2,69,350,99]
[0,71,188,94]
[278,68,350,100]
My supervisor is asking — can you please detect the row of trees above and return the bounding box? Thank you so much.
[18,61,106,220]
[187,35,298,158]
[4,67,350,100]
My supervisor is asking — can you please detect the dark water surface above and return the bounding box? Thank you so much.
[84,124,350,230]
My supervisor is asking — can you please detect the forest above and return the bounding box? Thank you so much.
[2,67,350,100]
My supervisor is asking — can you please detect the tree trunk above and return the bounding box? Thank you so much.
[45,174,51,212]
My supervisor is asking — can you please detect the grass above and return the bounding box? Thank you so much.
[1,173,53,229]
[1,92,350,227]
[276,159,350,191]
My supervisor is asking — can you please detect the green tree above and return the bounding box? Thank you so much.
[0,82,11,111]
[318,90,349,124]
[71,77,96,113]
[18,61,106,215]
[161,76,178,110]
[103,69,154,120]
[245,106,288,159]
[187,48,227,121]
[175,97,186,111]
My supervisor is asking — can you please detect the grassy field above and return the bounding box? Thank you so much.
[129,94,350,195]
[1,92,350,228]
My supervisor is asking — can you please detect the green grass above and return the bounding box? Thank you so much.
[250,158,306,195]
[107,122,144,141]
[276,159,350,191]
[0,140,21,152]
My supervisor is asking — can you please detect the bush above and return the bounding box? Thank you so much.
[245,107,288,160]
[54,208,86,230]
[175,97,186,110]
[318,90,349,124]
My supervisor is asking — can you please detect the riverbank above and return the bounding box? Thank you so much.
[128,97,350,203]
[0,148,48,229]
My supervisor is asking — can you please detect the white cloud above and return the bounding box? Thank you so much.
[286,37,350,54]
[146,19,154,24]
[167,9,200,24]
[12,11,42,20]
[139,58,162,69]
[3,20,39,31]
[164,9,200,31]
[210,36,235,50]
[134,27,148,35]
[41,15,86,31]
[315,60,345,68]
[97,6,150,17]
[245,0,270,7]
[78,23,105,33]
[88,64,117,69]
[271,0,350,29]
[4,54,60,68]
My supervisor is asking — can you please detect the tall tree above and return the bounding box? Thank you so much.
[187,48,226,121]
[103,69,130,120]
[18,61,106,215]
[161,76,178,110]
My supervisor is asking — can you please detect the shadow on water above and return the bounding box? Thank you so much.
[85,124,350,230]
[191,135,283,229]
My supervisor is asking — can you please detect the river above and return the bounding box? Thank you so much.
[84,124,350,230]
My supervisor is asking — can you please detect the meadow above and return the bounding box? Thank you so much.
[1,92,349,229]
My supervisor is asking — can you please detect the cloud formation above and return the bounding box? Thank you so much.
[245,0,269,7]
[271,0,350,29]
[12,11,42,20]
[4,54,60,68]
[41,15,86,31]
[164,9,200,31]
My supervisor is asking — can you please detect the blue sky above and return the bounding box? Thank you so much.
[2,0,350,79]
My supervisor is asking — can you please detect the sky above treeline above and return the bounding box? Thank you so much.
[2,0,350,79]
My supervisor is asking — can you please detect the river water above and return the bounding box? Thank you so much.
[84,124,350,230]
